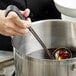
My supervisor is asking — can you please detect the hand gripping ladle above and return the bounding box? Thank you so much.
[5,5,51,58]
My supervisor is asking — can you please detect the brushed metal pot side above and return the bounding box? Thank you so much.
[15,50,76,76]
[13,19,76,76]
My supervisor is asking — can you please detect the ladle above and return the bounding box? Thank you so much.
[5,5,51,58]
[52,47,72,60]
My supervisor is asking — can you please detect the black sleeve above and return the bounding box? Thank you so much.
[27,0,61,21]
[0,0,26,10]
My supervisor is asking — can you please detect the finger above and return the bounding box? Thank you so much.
[3,28,29,36]
[0,29,19,36]
[20,19,31,27]
[6,12,30,28]
[0,10,5,18]
[5,21,29,35]
[21,8,30,17]
[26,17,31,23]
[13,18,31,29]
[13,27,29,35]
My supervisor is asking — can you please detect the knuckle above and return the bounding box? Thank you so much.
[8,12,18,20]
[21,20,31,28]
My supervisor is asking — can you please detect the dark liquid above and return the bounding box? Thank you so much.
[52,48,72,60]
[28,48,76,60]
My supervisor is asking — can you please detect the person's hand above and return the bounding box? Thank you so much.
[0,8,31,36]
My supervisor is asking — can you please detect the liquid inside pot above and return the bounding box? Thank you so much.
[28,48,76,60]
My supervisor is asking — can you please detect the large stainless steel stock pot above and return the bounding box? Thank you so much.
[13,19,76,76]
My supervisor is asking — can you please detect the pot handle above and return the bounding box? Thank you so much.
[69,62,76,71]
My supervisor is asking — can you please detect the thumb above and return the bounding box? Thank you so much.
[23,8,30,17]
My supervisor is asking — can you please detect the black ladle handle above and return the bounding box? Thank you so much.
[5,5,51,58]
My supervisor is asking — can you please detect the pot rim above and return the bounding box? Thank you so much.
[25,53,76,62]
[32,19,76,25]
